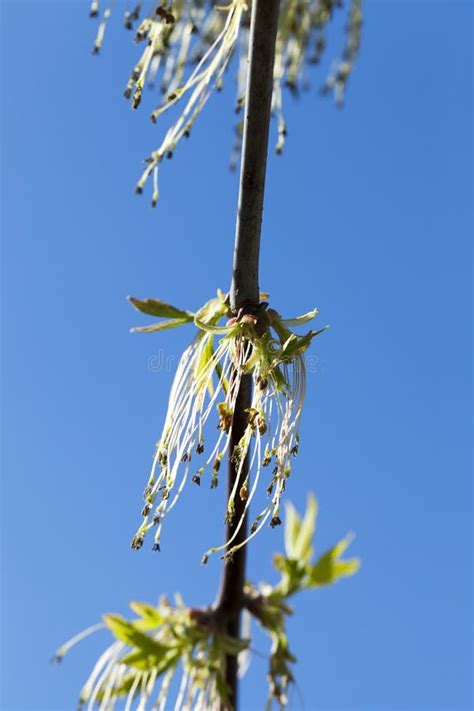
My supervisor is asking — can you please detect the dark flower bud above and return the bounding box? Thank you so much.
[141,502,152,517]
[192,474,201,486]
[131,533,144,550]
[152,542,161,552]
[270,516,282,528]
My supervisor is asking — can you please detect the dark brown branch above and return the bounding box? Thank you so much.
[214,0,281,709]
[231,0,281,312]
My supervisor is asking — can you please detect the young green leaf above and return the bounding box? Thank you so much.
[103,613,172,657]
[292,493,318,563]
[131,318,189,333]
[129,601,165,630]
[128,296,193,320]
[279,308,318,328]
[121,647,180,672]
[284,502,302,559]
[194,293,229,325]
[307,534,360,587]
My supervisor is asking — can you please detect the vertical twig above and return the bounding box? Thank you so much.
[214,1,280,709]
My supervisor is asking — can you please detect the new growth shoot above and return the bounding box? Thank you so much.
[90,0,362,203]
[54,496,359,710]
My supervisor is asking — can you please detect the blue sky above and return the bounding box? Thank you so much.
[1,1,472,710]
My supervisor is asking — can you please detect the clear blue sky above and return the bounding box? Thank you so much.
[1,2,472,710]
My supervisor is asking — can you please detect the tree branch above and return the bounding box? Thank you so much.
[231,0,281,312]
[214,1,281,708]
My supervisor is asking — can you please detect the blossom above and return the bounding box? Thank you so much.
[129,290,327,561]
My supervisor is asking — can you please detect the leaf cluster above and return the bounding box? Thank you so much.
[56,495,359,710]
[243,494,360,708]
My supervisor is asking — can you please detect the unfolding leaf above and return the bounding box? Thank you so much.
[95,674,140,701]
[195,335,215,396]
[131,318,189,333]
[103,613,172,657]
[307,534,360,587]
[194,294,229,325]
[279,308,318,328]
[284,502,302,559]
[129,601,164,630]
[128,296,193,320]
[194,317,233,334]
[293,494,318,563]
[121,647,180,672]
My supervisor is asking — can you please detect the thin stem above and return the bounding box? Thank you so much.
[214,0,281,709]
[230,0,281,312]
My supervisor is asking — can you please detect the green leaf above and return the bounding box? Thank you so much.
[273,554,302,579]
[131,318,189,333]
[121,647,180,672]
[194,294,229,325]
[279,328,328,360]
[95,673,140,702]
[284,502,302,559]
[128,296,193,320]
[195,335,215,395]
[103,614,172,657]
[129,601,164,630]
[279,308,318,328]
[307,534,360,587]
[194,317,233,334]
[293,494,318,563]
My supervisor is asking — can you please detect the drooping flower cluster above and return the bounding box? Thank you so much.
[54,495,360,710]
[54,595,248,711]
[129,290,327,561]
[90,0,362,203]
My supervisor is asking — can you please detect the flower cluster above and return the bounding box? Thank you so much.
[55,495,360,709]
[90,0,362,203]
[54,596,248,710]
[128,290,327,561]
